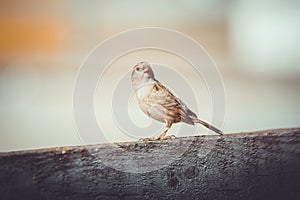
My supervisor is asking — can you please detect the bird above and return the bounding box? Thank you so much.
[131,61,223,141]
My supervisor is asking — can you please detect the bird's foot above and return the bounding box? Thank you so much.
[139,135,176,142]
[160,135,176,140]
[139,137,158,142]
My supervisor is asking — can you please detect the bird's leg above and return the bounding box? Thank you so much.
[155,122,175,140]
[139,122,175,142]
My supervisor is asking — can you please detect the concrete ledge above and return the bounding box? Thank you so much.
[1,128,300,200]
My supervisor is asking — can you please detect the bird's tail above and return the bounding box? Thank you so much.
[193,119,223,135]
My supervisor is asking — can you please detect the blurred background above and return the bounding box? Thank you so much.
[1,0,300,151]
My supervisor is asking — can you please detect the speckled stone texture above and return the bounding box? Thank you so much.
[0,128,299,200]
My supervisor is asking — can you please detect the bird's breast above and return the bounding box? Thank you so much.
[135,83,155,99]
[134,83,168,123]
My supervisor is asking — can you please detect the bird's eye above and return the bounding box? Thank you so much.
[136,67,141,71]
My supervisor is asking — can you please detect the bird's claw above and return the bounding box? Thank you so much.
[139,137,156,142]
[139,135,176,142]
[163,135,176,140]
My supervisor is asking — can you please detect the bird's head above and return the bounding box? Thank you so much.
[131,61,155,88]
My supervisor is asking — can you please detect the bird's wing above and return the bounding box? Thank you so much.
[148,81,196,124]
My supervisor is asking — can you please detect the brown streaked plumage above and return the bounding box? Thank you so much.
[131,61,223,141]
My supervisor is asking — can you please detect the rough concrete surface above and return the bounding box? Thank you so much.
[0,128,300,200]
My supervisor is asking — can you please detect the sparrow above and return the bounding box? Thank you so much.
[131,61,223,141]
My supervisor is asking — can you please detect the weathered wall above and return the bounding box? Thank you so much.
[0,128,300,200]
